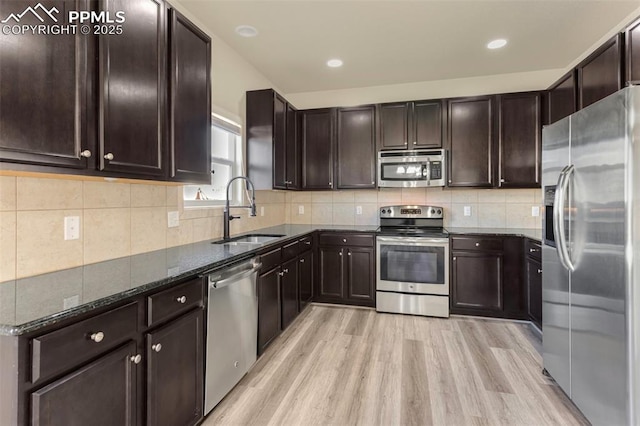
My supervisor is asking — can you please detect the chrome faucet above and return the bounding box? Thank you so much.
[223,176,257,240]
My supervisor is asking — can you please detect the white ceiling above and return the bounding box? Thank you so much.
[179,0,640,94]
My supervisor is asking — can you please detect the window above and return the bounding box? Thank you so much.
[183,114,243,207]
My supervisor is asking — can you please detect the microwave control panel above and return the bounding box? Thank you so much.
[430,161,442,180]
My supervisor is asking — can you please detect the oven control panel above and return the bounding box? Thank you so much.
[379,205,443,219]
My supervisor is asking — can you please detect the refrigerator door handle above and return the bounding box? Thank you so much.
[554,165,575,272]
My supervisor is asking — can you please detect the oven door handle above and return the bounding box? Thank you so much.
[376,236,449,245]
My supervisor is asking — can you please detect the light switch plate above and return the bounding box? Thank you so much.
[168,211,179,228]
[356,206,363,215]
[64,216,80,240]
[463,206,472,217]
[531,206,540,217]
[260,206,265,216]
[298,205,304,215]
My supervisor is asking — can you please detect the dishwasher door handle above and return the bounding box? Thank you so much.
[210,263,262,289]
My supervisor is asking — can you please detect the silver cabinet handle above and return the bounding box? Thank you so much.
[278,271,285,277]
[500,179,505,183]
[104,152,114,160]
[371,181,375,185]
[537,269,542,274]
[152,343,162,353]
[283,268,289,273]
[304,241,311,245]
[80,149,92,158]
[300,258,305,263]
[130,354,142,364]
[339,252,343,256]
[529,248,538,252]
[475,242,480,247]
[176,296,187,304]
[347,252,351,256]
[453,257,457,260]
[404,141,408,145]
[328,182,332,186]
[90,332,104,343]
[448,179,452,183]
[342,238,347,243]
[413,141,417,145]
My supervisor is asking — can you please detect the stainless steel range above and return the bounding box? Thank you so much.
[376,205,449,318]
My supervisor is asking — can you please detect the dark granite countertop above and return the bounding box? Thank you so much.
[446,227,542,242]
[0,224,378,336]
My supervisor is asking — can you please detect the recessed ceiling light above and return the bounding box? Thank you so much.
[235,25,258,37]
[487,39,507,49]
[327,59,343,68]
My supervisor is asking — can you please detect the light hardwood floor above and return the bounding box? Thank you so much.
[204,305,589,426]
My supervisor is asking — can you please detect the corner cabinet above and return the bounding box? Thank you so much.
[316,233,375,307]
[446,96,495,188]
[301,109,336,190]
[98,0,166,178]
[0,0,93,169]
[168,9,212,184]
[546,71,577,125]
[337,106,376,189]
[497,92,541,188]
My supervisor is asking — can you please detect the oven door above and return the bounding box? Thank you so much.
[376,236,449,296]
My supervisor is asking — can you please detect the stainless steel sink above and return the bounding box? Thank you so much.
[213,234,285,245]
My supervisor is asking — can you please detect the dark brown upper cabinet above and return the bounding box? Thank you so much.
[626,18,640,85]
[98,0,166,178]
[378,100,443,150]
[337,106,376,189]
[301,108,335,190]
[168,9,212,184]
[546,71,577,125]
[497,92,541,188]
[577,34,623,109]
[0,0,94,169]
[446,96,495,188]
[246,89,298,190]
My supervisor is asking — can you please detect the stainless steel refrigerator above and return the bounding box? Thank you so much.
[542,86,640,426]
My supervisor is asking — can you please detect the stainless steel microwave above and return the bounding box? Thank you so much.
[377,149,446,187]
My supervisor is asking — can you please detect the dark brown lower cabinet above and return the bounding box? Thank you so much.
[146,309,203,426]
[318,247,344,299]
[298,250,314,311]
[346,247,375,302]
[258,266,281,355]
[526,258,542,328]
[31,341,138,426]
[280,258,299,330]
[450,235,525,319]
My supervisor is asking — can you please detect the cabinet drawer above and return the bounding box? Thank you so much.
[299,235,313,250]
[31,302,138,384]
[259,247,282,272]
[282,240,300,261]
[525,239,542,261]
[451,236,503,252]
[147,279,204,327]
[319,233,374,247]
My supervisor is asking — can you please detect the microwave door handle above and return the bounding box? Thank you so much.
[425,160,431,185]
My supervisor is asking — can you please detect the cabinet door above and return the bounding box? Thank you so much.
[547,71,576,124]
[337,106,376,189]
[258,267,280,354]
[31,342,138,426]
[317,247,344,299]
[346,247,375,305]
[497,92,541,188]
[451,252,503,312]
[285,104,300,189]
[412,100,444,149]
[280,258,299,330]
[99,0,165,178]
[147,309,203,426]
[526,258,542,328]
[272,94,287,189]
[577,34,623,109]
[0,0,93,169]
[298,251,313,311]
[301,109,334,189]
[627,18,640,85]
[169,9,211,184]
[378,102,409,150]
[447,96,494,187]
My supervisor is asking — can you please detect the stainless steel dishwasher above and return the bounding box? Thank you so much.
[204,257,261,414]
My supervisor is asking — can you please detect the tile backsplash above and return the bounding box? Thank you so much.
[0,174,542,279]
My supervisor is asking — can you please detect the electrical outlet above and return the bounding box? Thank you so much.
[63,295,79,310]
[167,211,179,228]
[298,205,304,215]
[64,216,80,240]
[356,206,363,215]
[531,206,540,217]
[260,206,265,216]
[463,206,472,217]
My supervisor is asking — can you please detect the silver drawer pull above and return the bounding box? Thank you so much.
[475,242,480,247]
[176,296,187,304]
[348,252,351,256]
[537,269,542,274]
[130,354,142,364]
[104,152,114,161]
[278,271,285,276]
[304,241,311,245]
[529,248,538,252]
[300,259,305,263]
[283,268,289,273]
[80,149,92,158]
[90,332,104,343]
[152,343,162,353]
[343,238,347,243]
